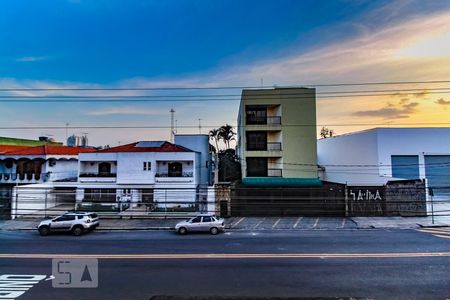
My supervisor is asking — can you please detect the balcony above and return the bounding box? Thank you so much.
[247,142,282,151]
[79,172,117,183]
[268,168,283,177]
[246,116,281,125]
[155,171,194,183]
[0,172,49,184]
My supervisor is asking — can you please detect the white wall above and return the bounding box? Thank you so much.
[318,128,450,185]
[318,129,383,185]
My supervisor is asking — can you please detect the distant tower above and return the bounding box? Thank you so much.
[81,133,88,147]
[67,134,77,147]
[170,108,175,143]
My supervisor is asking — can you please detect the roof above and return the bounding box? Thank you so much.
[242,177,323,187]
[325,127,450,139]
[0,145,32,154]
[0,145,96,156]
[0,136,62,146]
[98,141,193,153]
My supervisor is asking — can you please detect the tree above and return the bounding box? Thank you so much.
[209,129,220,152]
[218,124,236,149]
[320,126,335,139]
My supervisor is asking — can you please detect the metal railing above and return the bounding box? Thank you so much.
[79,173,117,178]
[246,142,282,151]
[268,168,283,177]
[0,172,49,182]
[246,116,281,125]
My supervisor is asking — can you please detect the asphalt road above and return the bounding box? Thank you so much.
[0,229,449,299]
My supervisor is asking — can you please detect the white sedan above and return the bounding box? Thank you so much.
[175,215,225,235]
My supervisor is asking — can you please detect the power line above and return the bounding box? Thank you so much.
[0,91,448,103]
[0,123,449,130]
[1,87,448,97]
[0,80,449,91]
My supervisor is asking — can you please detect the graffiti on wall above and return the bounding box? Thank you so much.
[347,187,385,216]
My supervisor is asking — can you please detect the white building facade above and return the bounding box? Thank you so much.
[318,128,450,196]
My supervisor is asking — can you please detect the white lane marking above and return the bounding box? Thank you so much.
[272,218,281,229]
[313,217,320,228]
[293,217,303,228]
[340,218,346,229]
[231,217,245,228]
[253,218,265,229]
[0,274,47,299]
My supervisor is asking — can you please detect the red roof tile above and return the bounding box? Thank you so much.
[0,145,96,156]
[0,145,32,154]
[98,141,192,153]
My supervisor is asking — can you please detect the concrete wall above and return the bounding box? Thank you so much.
[175,134,212,186]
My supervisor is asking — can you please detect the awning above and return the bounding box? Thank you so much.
[242,177,323,187]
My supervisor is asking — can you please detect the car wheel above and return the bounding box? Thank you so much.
[210,227,219,235]
[38,226,49,236]
[72,226,84,236]
[178,227,187,235]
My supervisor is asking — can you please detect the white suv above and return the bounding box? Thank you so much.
[37,212,99,236]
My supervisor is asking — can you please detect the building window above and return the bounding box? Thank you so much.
[246,157,268,177]
[84,188,116,203]
[143,162,151,171]
[246,105,267,125]
[246,131,267,151]
[98,162,111,175]
[168,162,183,177]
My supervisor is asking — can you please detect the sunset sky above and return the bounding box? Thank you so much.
[0,0,449,147]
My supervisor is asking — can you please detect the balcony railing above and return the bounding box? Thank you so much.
[79,173,117,178]
[268,169,283,177]
[247,142,282,151]
[246,116,281,125]
[155,172,193,178]
[0,172,49,182]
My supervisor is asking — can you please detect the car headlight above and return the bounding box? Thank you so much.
[86,219,91,223]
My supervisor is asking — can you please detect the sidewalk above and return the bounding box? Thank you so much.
[1,216,448,231]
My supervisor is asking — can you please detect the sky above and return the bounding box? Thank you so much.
[0,0,449,147]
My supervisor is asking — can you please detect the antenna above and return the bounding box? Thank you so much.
[65,122,69,142]
[198,118,202,134]
[170,108,175,142]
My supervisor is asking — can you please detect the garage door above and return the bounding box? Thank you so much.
[425,155,450,196]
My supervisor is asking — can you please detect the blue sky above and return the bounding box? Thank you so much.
[1,0,449,146]
[1,0,378,82]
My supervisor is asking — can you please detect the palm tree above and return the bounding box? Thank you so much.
[218,124,236,149]
[209,129,220,152]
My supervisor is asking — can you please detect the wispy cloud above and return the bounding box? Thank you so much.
[435,98,450,106]
[352,99,419,119]
[16,56,48,62]
[85,106,164,116]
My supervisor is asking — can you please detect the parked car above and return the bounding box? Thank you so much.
[175,214,225,235]
[37,212,99,236]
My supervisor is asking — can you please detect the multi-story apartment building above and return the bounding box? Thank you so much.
[236,88,318,184]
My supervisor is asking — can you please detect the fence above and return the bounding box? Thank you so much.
[0,183,449,222]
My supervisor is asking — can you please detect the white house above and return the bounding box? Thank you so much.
[318,127,450,196]
[74,136,213,214]
[0,145,95,219]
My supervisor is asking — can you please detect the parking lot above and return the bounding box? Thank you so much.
[226,217,357,230]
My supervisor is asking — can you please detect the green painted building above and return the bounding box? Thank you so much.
[0,136,62,146]
[236,88,318,183]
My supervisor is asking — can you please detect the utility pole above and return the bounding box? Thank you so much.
[198,118,202,134]
[170,108,175,143]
